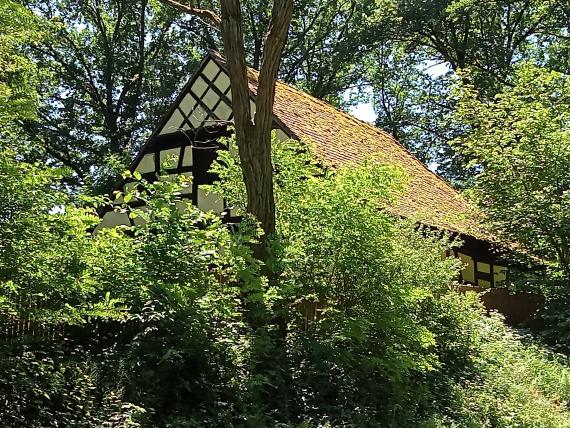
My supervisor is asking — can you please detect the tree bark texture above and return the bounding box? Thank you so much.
[157,0,293,259]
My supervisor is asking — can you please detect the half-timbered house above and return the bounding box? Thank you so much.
[98,52,508,288]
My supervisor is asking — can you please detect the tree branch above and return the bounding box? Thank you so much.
[157,0,222,28]
[255,0,293,133]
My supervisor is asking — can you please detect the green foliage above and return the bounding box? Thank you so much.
[210,135,570,426]
[279,0,381,103]
[1,133,570,426]
[360,0,570,183]
[385,0,555,81]
[95,182,261,424]
[0,345,145,427]
[445,315,570,428]
[0,144,126,323]
[527,280,570,355]
[0,148,255,424]
[452,63,570,277]
[0,0,42,127]
[25,0,202,188]
[2,1,570,425]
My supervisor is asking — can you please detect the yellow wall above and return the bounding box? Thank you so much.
[494,266,507,285]
[458,252,475,283]
[477,261,491,274]
[450,251,507,288]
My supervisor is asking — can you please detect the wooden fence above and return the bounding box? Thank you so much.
[0,295,66,343]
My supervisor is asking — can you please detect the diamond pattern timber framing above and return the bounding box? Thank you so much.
[96,55,262,233]
[96,55,286,235]
[157,57,235,135]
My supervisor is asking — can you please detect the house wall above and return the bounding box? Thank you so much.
[447,249,508,288]
[97,55,511,289]
[96,56,295,234]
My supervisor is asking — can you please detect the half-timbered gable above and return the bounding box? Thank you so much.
[99,52,509,287]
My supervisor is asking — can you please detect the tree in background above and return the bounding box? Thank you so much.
[278,0,379,103]
[211,0,381,103]
[388,0,555,86]
[23,0,203,190]
[361,43,449,166]
[452,63,570,277]
[451,59,570,356]
[367,0,568,184]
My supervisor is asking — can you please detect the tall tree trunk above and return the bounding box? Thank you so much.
[157,0,293,261]
[219,0,276,259]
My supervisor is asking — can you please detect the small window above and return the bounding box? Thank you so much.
[473,261,508,288]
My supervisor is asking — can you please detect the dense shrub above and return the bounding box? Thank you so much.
[0,344,144,427]
[1,137,569,427]
[526,279,570,355]
[211,137,570,427]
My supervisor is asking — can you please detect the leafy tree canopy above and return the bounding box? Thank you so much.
[0,0,42,127]
[452,63,570,277]
[367,0,570,183]
[23,0,202,190]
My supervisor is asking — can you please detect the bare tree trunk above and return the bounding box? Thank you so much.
[220,0,275,236]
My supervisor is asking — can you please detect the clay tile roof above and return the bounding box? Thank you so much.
[211,54,487,240]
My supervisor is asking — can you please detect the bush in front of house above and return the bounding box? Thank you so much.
[1,137,569,427]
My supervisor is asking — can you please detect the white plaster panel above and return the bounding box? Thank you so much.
[179,93,197,117]
[494,265,508,285]
[214,102,232,120]
[275,128,290,141]
[99,211,130,229]
[197,187,224,213]
[160,109,184,134]
[478,262,491,274]
[175,200,190,213]
[179,172,192,195]
[182,147,193,167]
[214,72,230,93]
[202,60,220,81]
[203,88,219,110]
[159,148,181,169]
[192,76,208,98]
[190,105,207,128]
[135,153,155,174]
[158,173,178,182]
[458,252,475,284]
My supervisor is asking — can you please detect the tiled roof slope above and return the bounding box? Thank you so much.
[212,55,485,240]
